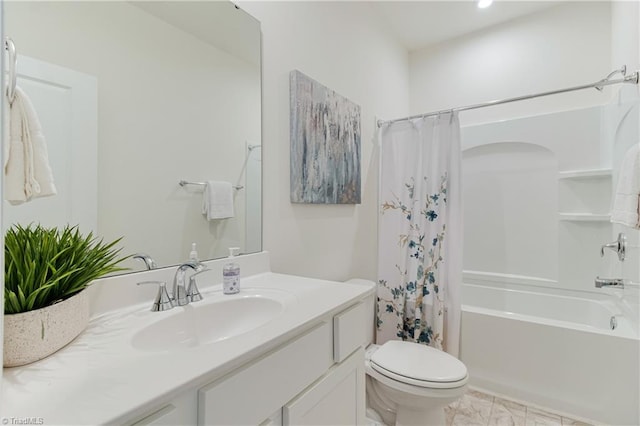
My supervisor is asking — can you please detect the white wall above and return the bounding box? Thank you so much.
[242,1,409,281]
[409,2,612,126]
[611,1,639,76]
[5,2,260,268]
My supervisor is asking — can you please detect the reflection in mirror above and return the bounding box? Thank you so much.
[3,1,262,274]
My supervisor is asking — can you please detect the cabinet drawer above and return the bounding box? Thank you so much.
[333,302,367,362]
[198,322,333,425]
[283,347,365,426]
[130,390,197,426]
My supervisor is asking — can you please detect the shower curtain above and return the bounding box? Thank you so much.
[377,112,462,357]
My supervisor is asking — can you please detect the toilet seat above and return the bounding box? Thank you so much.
[369,341,468,390]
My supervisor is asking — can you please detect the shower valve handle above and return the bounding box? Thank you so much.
[600,233,626,261]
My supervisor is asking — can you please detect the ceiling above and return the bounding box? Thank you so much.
[132,1,261,65]
[370,1,563,51]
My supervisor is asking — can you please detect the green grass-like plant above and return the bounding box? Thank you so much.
[4,224,129,315]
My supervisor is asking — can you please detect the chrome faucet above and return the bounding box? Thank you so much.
[172,261,208,306]
[133,253,157,270]
[595,277,625,289]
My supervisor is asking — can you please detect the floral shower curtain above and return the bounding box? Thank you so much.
[377,112,462,357]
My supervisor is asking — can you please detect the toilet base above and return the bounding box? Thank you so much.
[366,372,465,426]
[395,403,446,426]
[365,407,386,426]
[367,396,449,426]
[366,376,397,425]
[366,398,450,426]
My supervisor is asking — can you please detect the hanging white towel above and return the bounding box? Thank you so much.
[611,143,640,229]
[202,181,234,220]
[4,86,57,205]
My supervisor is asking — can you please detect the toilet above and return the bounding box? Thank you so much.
[346,279,468,426]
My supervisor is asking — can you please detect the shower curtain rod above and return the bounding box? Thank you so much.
[377,66,639,128]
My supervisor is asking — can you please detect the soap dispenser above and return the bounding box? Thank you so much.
[223,247,240,294]
[189,243,199,262]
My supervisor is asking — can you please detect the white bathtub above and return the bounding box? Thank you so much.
[460,274,639,425]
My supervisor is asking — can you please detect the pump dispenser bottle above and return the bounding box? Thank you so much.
[223,247,240,294]
[189,243,198,262]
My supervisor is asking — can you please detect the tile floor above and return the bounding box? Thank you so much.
[446,389,593,426]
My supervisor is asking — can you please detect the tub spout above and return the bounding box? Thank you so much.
[594,277,625,289]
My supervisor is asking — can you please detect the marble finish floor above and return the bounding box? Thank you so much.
[446,389,593,426]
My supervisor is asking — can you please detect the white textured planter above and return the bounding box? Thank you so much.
[3,290,89,367]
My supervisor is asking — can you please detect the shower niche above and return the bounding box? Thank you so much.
[557,169,612,221]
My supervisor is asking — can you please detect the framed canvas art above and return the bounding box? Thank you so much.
[290,70,361,204]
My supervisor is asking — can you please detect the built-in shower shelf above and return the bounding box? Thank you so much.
[558,169,612,179]
[558,213,611,222]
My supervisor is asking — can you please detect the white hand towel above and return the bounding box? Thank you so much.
[202,181,234,220]
[4,86,57,205]
[610,143,640,229]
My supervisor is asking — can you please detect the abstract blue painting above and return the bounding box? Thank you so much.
[290,70,361,204]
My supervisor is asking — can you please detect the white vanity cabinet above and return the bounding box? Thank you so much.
[199,300,368,426]
[128,300,368,426]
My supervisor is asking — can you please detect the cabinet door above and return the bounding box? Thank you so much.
[283,348,365,426]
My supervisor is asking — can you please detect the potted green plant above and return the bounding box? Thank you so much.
[3,224,128,367]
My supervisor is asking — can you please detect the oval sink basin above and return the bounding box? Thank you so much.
[131,294,285,352]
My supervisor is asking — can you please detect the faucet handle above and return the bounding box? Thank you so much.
[137,281,174,311]
[186,269,211,303]
[600,233,626,261]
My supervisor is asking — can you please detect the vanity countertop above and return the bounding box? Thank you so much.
[1,269,373,425]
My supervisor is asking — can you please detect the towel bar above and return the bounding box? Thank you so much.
[179,180,243,190]
[4,37,17,103]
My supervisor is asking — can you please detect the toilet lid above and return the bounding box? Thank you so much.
[370,340,467,384]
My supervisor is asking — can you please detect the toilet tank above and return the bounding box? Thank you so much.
[345,278,376,346]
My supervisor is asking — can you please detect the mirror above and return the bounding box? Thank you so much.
[3,1,262,273]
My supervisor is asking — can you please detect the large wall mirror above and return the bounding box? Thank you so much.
[3,1,262,273]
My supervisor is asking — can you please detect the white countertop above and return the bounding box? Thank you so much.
[2,258,374,425]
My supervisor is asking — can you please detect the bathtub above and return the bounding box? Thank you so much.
[460,272,639,425]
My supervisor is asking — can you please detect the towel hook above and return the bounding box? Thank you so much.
[4,37,17,103]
